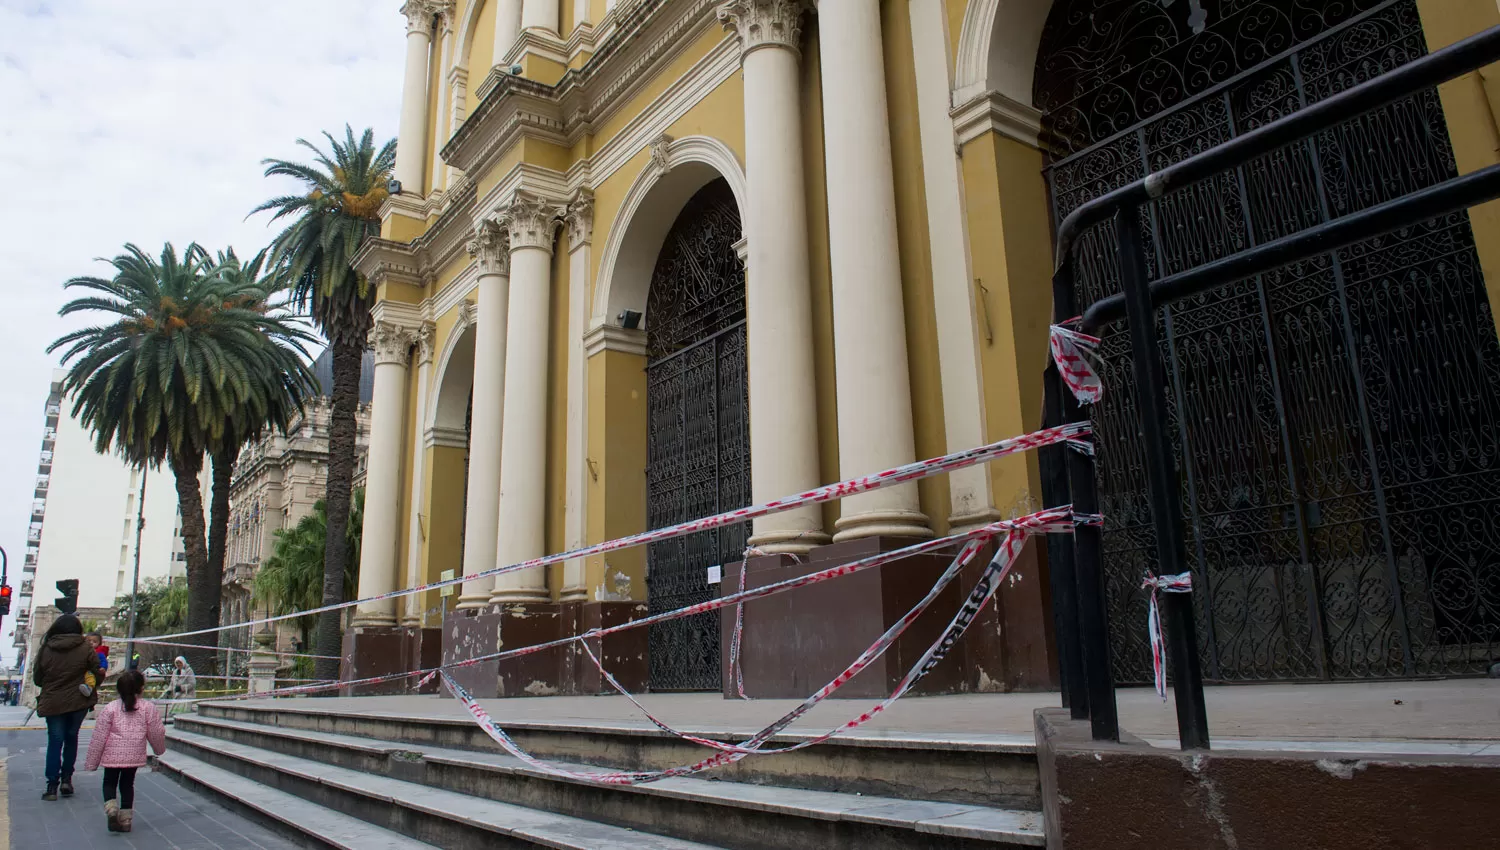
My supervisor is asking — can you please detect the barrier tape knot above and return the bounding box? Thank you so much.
[1141,571,1193,701]
[1050,321,1104,405]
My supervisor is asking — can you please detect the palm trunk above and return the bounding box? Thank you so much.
[315,337,363,681]
[208,443,240,598]
[171,450,217,677]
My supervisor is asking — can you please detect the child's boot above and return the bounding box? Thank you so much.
[117,808,133,833]
[104,798,120,832]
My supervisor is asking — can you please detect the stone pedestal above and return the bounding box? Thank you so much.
[340,626,424,696]
[720,536,1056,699]
[442,601,648,698]
[247,632,279,696]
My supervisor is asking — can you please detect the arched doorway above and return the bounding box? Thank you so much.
[644,178,749,691]
[1036,0,1500,682]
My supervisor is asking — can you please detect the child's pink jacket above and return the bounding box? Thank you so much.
[85,699,167,770]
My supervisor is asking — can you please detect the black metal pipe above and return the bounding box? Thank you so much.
[1114,208,1210,750]
[1041,363,1087,719]
[1052,23,1500,267]
[1050,263,1117,741]
[1081,162,1500,332]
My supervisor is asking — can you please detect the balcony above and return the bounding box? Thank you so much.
[26,529,41,544]
[42,427,56,443]
[35,475,49,493]
[20,580,33,595]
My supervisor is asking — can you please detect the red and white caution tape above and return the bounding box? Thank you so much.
[440,512,1072,785]
[147,421,1089,643]
[129,638,340,661]
[1050,322,1104,405]
[1141,571,1193,700]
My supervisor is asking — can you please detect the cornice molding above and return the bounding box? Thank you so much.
[952,89,1043,151]
[353,238,424,289]
[583,324,647,358]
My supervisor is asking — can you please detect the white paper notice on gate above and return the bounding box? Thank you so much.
[707,565,722,585]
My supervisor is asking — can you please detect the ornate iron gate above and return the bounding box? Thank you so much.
[1039,0,1500,682]
[645,179,750,691]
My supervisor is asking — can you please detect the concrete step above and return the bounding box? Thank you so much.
[172,715,1044,849]
[196,701,1040,809]
[166,728,725,849]
[157,750,441,850]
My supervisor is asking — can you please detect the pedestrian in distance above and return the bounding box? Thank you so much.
[166,655,196,718]
[84,669,166,833]
[32,613,102,800]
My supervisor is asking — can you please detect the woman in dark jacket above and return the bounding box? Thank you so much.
[33,613,101,800]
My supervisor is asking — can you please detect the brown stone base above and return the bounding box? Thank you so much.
[720,536,1057,699]
[1035,708,1500,849]
[441,601,648,698]
[340,626,428,696]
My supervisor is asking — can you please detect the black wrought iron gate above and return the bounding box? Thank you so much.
[1039,0,1500,682]
[645,179,750,691]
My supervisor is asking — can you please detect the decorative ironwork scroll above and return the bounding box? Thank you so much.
[645,179,750,691]
[1040,0,1500,682]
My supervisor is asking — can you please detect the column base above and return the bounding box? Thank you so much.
[949,507,1004,536]
[747,528,832,556]
[455,590,493,611]
[340,626,432,696]
[442,601,649,697]
[720,535,1055,698]
[350,611,399,629]
[831,509,934,543]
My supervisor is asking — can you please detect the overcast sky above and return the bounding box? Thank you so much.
[0,1,405,655]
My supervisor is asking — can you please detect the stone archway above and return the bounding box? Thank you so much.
[424,308,477,584]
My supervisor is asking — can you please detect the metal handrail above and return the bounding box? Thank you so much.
[1046,21,1500,751]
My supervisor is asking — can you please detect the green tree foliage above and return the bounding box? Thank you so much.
[252,126,394,680]
[49,243,316,673]
[252,491,363,651]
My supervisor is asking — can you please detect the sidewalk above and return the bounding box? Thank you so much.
[4,727,297,849]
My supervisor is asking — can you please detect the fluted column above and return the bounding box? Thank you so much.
[816,0,930,541]
[561,191,593,601]
[520,0,559,35]
[353,320,417,627]
[395,2,436,194]
[493,0,523,66]
[490,191,560,604]
[719,0,828,554]
[402,323,436,626]
[457,221,511,610]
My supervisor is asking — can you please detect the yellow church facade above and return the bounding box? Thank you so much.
[345,0,1500,696]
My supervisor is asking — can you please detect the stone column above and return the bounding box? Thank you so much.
[816,0,930,541]
[719,0,829,554]
[353,320,416,626]
[395,2,436,194]
[561,191,593,601]
[494,0,523,65]
[457,221,511,610]
[402,323,436,626]
[432,9,456,193]
[521,0,559,35]
[490,191,560,604]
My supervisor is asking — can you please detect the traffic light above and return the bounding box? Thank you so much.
[55,579,78,615]
[0,585,10,616]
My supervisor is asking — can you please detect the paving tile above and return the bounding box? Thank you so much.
[5,729,300,850]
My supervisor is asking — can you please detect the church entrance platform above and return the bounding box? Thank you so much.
[234,678,1498,754]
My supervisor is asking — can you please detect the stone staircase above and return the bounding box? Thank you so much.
[159,700,1045,849]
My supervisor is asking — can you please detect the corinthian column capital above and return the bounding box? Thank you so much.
[467,219,510,275]
[400,1,440,34]
[370,320,418,366]
[718,0,808,57]
[501,190,563,254]
[564,189,595,252]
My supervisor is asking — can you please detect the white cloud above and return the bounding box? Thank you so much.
[0,1,406,656]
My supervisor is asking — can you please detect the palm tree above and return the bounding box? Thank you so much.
[251,126,394,679]
[49,243,314,673]
[253,493,363,656]
[197,247,318,615]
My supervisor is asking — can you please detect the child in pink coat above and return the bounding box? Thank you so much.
[84,669,166,832]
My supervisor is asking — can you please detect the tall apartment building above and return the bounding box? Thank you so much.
[14,370,186,662]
